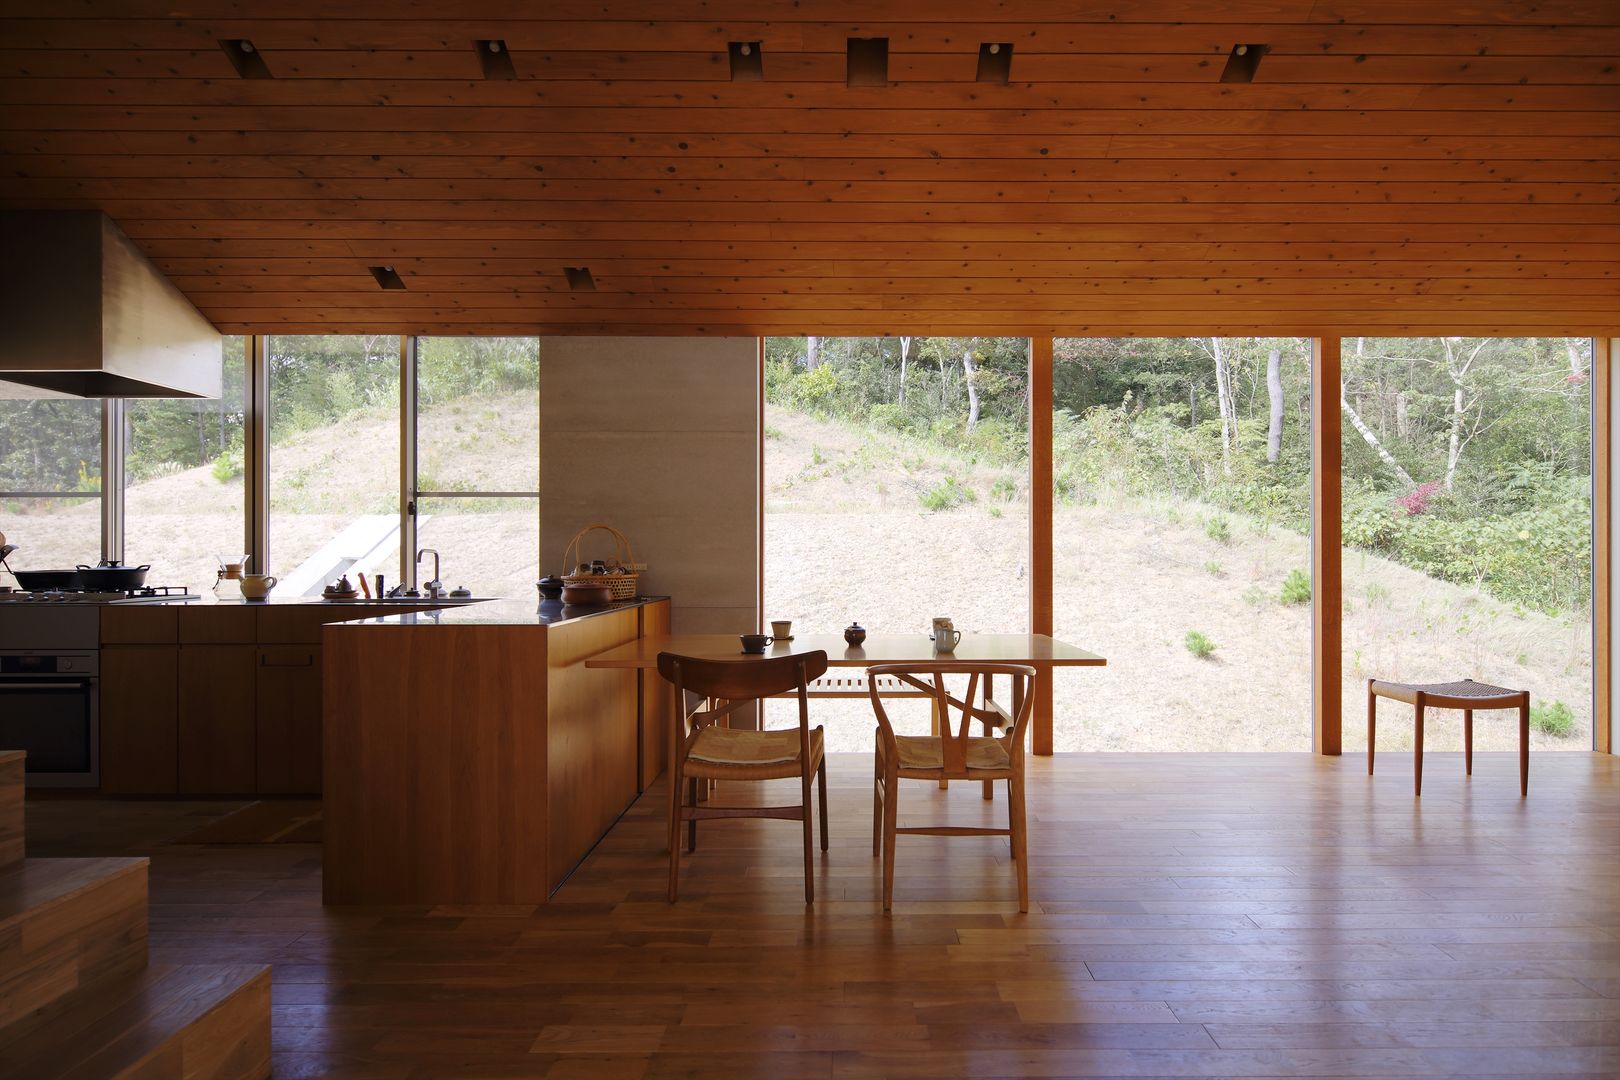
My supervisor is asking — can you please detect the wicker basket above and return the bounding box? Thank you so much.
[560,523,640,600]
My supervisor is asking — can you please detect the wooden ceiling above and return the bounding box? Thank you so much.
[1,1,1617,337]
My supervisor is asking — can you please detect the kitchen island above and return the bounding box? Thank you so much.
[321,596,671,905]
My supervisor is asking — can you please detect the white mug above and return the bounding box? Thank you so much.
[771,619,792,639]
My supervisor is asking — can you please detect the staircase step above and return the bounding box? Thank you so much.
[0,962,271,1080]
[0,857,148,1039]
[0,751,21,868]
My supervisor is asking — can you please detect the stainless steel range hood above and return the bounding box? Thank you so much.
[0,211,222,398]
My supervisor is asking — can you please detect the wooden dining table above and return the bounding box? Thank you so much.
[584,633,1106,756]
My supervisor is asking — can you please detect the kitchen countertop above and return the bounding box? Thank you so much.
[153,595,495,607]
[323,595,667,628]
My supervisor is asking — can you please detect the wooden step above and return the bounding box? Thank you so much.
[0,751,21,868]
[0,857,148,1040]
[0,963,271,1080]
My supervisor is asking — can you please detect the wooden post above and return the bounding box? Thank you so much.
[1029,337,1055,755]
[1312,336,1343,756]
[1596,336,1612,754]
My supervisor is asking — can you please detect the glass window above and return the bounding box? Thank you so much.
[413,334,540,598]
[1051,337,1314,751]
[122,337,247,591]
[0,387,103,577]
[762,335,1031,745]
[267,335,401,595]
[1340,337,1593,751]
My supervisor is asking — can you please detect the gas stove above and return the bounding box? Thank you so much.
[0,585,199,604]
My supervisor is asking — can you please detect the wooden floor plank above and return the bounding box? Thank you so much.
[19,751,1619,1079]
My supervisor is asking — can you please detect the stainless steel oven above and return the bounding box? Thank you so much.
[0,651,99,787]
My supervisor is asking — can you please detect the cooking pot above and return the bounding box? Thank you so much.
[13,568,83,591]
[75,560,150,591]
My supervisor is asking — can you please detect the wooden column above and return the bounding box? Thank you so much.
[1595,336,1612,754]
[1029,337,1055,755]
[1312,336,1343,756]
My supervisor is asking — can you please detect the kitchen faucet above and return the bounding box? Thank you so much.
[417,548,445,599]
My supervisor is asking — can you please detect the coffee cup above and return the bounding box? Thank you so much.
[933,627,962,651]
[770,619,792,640]
[740,633,774,654]
[240,574,278,600]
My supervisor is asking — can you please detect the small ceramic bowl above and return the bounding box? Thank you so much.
[561,582,613,605]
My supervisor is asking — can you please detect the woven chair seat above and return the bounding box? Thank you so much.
[1387,679,1517,699]
[886,734,1010,772]
[689,726,823,770]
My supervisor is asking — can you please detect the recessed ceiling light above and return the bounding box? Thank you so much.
[219,39,271,79]
[729,41,764,81]
[847,37,889,88]
[368,266,406,290]
[564,266,596,291]
[1220,43,1270,83]
[976,42,1013,85]
[475,39,516,79]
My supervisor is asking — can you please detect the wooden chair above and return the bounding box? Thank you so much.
[866,662,1037,913]
[656,649,831,904]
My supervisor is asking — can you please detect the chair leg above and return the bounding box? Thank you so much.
[800,767,815,905]
[1366,680,1376,776]
[1007,779,1016,861]
[817,755,829,852]
[881,765,900,914]
[667,765,684,904]
[687,778,699,852]
[1519,694,1530,797]
[1413,700,1425,798]
[1010,773,1029,914]
[981,719,995,801]
[931,700,948,790]
[872,740,884,858]
[1464,708,1473,776]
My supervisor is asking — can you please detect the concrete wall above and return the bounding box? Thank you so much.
[539,337,758,634]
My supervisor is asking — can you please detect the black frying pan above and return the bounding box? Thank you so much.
[13,568,84,590]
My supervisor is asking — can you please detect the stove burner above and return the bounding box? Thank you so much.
[0,584,199,604]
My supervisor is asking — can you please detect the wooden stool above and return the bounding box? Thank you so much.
[1367,678,1530,797]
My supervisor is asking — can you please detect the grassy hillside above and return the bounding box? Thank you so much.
[763,403,1592,753]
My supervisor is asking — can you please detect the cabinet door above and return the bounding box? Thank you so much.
[177,644,257,794]
[256,646,322,795]
[100,645,178,794]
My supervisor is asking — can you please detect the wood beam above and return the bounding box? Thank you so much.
[1029,336,1054,755]
[1596,336,1613,755]
[1313,336,1343,757]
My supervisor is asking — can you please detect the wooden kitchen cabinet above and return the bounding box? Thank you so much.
[177,644,256,794]
[100,645,179,794]
[255,645,322,795]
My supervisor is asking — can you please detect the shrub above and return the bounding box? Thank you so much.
[1530,700,1575,738]
[210,435,244,482]
[1280,568,1312,605]
[989,476,1020,502]
[1395,479,1444,517]
[1205,515,1232,544]
[1184,630,1217,659]
[920,476,976,512]
[1203,560,1223,577]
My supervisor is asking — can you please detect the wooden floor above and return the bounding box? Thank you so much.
[24,752,1620,1079]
